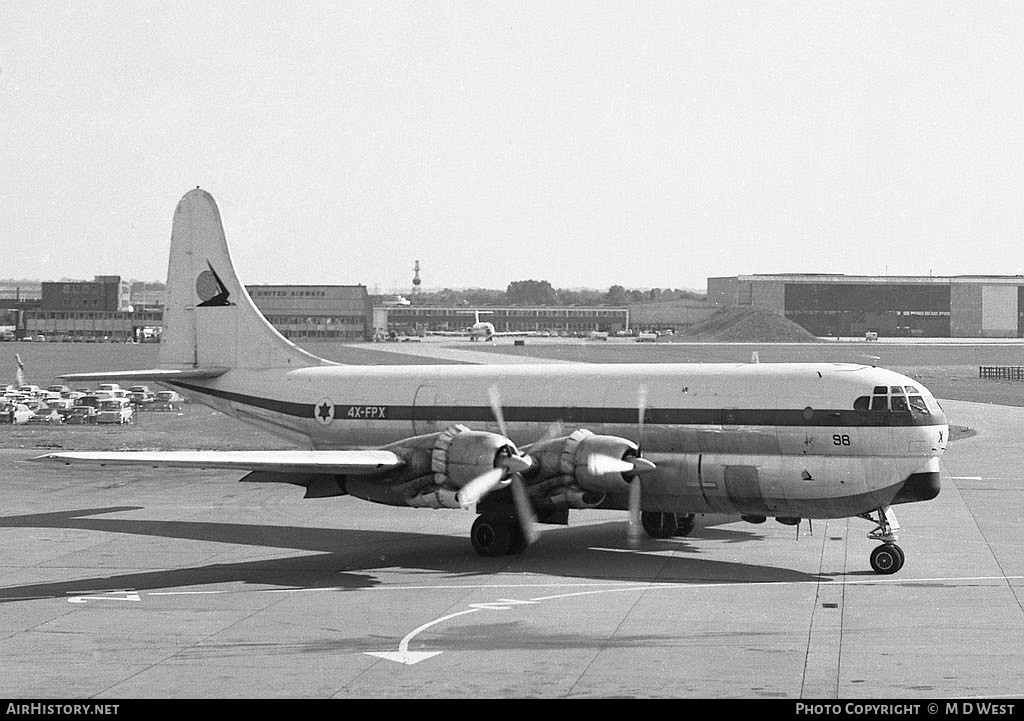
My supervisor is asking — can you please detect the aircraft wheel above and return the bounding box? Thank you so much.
[641,511,678,539]
[470,514,512,557]
[673,513,696,537]
[870,543,905,575]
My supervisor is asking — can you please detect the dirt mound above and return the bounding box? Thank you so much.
[680,306,820,342]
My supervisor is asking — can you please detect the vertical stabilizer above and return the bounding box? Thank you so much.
[159,189,329,371]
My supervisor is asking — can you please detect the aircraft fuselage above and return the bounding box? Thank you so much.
[167,360,947,520]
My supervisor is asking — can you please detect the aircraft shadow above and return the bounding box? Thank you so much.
[0,506,823,603]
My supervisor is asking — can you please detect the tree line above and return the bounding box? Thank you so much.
[405,281,705,307]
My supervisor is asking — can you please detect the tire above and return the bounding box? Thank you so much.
[870,544,904,574]
[470,515,512,557]
[641,511,678,539]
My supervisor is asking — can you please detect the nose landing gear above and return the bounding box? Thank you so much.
[860,506,905,574]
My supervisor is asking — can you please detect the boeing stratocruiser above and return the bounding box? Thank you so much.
[34,189,949,574]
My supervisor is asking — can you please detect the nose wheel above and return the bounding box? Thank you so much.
[860,506,906,574]
[869,542,905,574]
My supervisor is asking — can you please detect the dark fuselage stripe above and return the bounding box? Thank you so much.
[169,381,945,428]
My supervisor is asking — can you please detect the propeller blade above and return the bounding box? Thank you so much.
[457,467,507,509]
[510,475,539,546]
[626,384,650,547]
[627,476,643,546]
[486,384,538,546]
[487,385,508,438]
[637,384,648,446]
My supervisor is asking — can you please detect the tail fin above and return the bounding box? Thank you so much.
[159,189,329,371]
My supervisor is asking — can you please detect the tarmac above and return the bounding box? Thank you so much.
[0,342,1022,699]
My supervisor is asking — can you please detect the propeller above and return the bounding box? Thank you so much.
[484,385,539,546]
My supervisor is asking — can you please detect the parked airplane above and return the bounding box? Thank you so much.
[459,310,533,341]
[462,309,498,341]
[33,189,949,574]
[428,310,530,341]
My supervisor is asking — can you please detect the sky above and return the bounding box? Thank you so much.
[3,1,1024,293]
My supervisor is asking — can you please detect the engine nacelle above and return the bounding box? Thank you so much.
[430,424,519,489]
[529,429,640,494]
[348,425,519,508]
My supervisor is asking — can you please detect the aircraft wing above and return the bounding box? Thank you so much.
[30,449,404,475]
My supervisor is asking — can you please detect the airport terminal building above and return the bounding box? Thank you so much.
[378,305,630,337]
[708,274,1024,338]
[248,285,372,341]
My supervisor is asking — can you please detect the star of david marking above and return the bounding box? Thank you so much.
[315,398,334,425]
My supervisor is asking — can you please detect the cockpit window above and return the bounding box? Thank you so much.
[871,395,888,411]
[908,395,928,413]
[873,386,887,394]
[905,385,919,394]
[890,386,904,394]
[854,396,870,410]
[891,396,908,412]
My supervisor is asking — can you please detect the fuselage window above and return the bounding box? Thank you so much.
[854,396,870,410]
[871,395,888,411]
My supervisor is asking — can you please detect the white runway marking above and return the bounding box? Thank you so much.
[67,590,141,604]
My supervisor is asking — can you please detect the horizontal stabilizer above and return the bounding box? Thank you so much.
[31,449,404,475]
[58,367,230,383]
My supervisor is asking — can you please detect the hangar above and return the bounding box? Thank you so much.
[707,274,1024,338]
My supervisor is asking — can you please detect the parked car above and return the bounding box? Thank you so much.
[76,395,101,410]
[27,404,62,424]
[0,402,34,424]
[151,390,185,411]
[65,405,99,424]
[129,390,155,408]
[46,398,76,421]
[96,398,134,424]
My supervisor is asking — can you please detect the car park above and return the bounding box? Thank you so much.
[96,398,134,424]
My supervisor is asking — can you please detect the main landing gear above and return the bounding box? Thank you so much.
[470,513,529,556]
[860,506,905,575]
[640,511,696,539]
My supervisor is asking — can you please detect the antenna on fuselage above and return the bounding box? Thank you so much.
[861,355,880,368]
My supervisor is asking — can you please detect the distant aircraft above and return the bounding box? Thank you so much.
[33,189,949,574]
[380,295,411,307]
[429,310,530,341]
[462,309,497,341]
